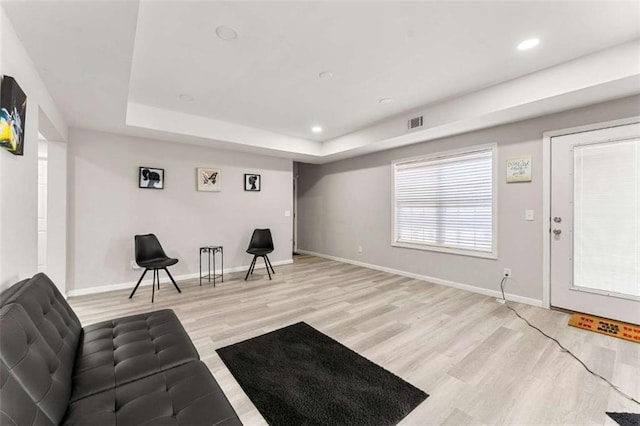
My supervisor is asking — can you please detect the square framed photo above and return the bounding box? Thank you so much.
[197,167,221,192]
[244,174,261,191]
[139,167,164,189]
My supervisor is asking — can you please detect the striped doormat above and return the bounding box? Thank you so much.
[568,313,639,343]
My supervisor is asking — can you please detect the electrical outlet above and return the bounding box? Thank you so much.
[357,245,363,253]
[503,268,511,278]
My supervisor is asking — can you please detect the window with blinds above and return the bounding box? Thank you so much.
[392,145,497,258]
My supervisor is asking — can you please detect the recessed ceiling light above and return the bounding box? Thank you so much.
[379,98,393,105]
[319,71,334,79]
[517,38,540,51]
[311,126,323,133]
[216,25,238,41]
[178,94,194,102]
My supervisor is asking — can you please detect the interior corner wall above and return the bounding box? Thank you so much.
[0,6,68,290]
[67,128,293,293]
[297,95,640,303]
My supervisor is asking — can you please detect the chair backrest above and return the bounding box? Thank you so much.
[248,228,274,251]
[135,234,168,263]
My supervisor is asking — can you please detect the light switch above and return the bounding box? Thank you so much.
[285,210,291,217]
[525,210,534,221]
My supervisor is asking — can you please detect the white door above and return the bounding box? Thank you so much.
[550,122,640,325]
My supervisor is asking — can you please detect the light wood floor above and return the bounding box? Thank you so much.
[68,255,640,425]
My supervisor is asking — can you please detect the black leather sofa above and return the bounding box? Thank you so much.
[0,273,242,425]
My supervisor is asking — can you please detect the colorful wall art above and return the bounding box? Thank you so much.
[0,76,27,156]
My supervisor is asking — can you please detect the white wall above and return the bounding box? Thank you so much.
[297,95,640,304]
[0,6,68,289]
[67,128,293,293]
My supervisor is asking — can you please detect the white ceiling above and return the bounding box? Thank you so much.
[3,1,640,163]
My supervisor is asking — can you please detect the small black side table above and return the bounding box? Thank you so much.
[199,246,223,286]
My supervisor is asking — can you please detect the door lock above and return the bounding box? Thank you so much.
[553,229,562,235]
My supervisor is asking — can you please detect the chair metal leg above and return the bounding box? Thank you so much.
[245,256,257,280]
[264,256,272,280]
[265,255,275,274]
[129,268,148,299]
[164,268,182,293]
[152,269,156,303]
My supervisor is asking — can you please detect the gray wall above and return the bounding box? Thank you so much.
[67,128,293,292]
[297,95,640,302]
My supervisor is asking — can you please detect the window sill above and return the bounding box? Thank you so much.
[391,241,497,260]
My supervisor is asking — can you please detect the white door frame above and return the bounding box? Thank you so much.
[541,115,640,309]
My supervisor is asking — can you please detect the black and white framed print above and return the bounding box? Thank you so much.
[139,167,164,189]
[197,167,221,192]
[244,174,261,191]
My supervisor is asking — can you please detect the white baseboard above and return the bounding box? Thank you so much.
[297,249,543,308]
[67,259,294,298]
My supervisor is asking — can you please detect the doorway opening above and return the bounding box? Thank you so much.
[37,134,48,273]
[293,174,299,255]
[37,107,67,296]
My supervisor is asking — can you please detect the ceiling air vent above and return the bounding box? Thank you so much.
[408,116,423,130]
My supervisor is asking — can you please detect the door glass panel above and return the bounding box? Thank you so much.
[573,139,639,297]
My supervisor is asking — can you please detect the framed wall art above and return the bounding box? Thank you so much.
[0,75,27,156]
[244,174,261,191]
[139,167,164,189]
[197,167,221,192]
[506,156,532,183]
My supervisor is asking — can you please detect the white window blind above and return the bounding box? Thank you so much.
[393,146,495,256]
[573,139,640,297]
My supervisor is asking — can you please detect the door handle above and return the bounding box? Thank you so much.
[553,229,562,235]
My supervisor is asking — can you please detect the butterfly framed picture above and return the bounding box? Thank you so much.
[197,167,221,192]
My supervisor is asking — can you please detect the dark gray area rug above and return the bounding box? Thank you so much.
[607,412,640,426]
[216,322,428,425]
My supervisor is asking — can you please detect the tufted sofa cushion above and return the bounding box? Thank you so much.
[0,359,56,426]
[63,360,241,425]
[70,310,200,402]
[0,273,82,379]
[0,304,74,425]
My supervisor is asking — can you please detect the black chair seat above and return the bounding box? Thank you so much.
[246,248,272,256]
[137,258,178,269]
